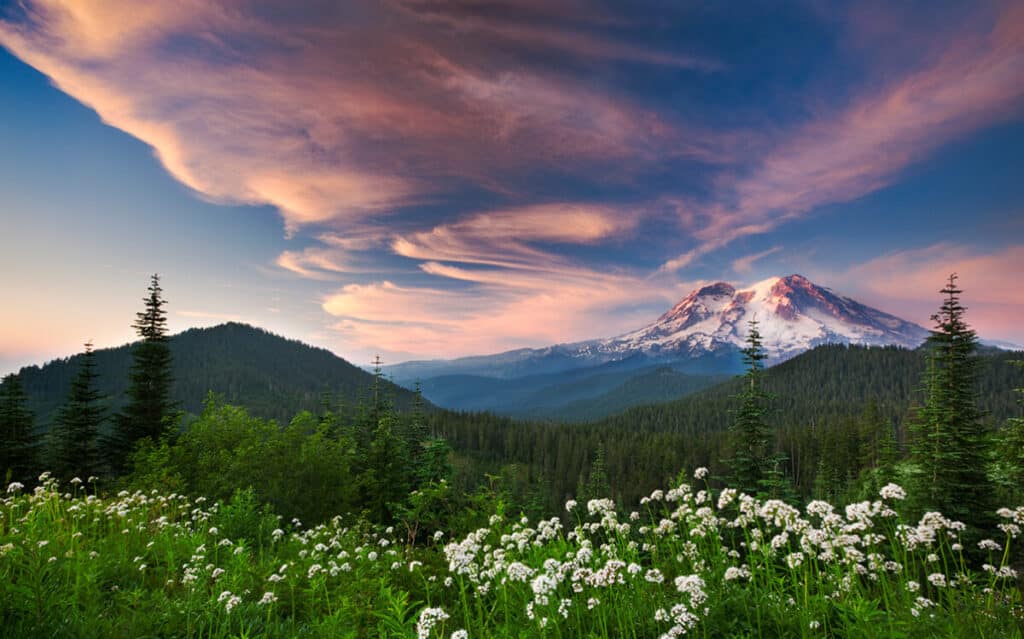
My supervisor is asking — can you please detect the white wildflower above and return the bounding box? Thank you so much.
[978,539,1001,552]
[416,607,450,639]
[879,483,906,501]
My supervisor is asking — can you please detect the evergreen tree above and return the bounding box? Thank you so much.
[369,355,385,426]
[106,274,175,473]
[416,437,453,485]
[0,373,39,484]
[405,381,429,468]
[581,444,611,503]
[364,411,411,524]
[726,319,776,496]
[51,341,106,481]
[853,400,898,496]
[909,274,993,530]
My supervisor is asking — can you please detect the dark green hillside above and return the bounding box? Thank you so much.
[429,344,1024,511]
[418,357,726,421]
[526,367,729,422]
[17,322,424,427]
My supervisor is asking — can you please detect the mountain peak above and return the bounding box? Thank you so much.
[610,275,928,362]
[694,281,737,298]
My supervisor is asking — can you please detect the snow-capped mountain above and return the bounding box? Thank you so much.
[584,274,929,363]
[385,275,929,383]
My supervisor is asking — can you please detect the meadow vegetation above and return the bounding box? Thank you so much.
[1,471,1022,637]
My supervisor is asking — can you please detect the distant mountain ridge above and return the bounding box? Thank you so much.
[17,322,423,428]
[385,276,930,417]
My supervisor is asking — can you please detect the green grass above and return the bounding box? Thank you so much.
[2,472,1022,638]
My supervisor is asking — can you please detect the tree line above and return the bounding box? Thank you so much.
[2,273,1022,544]
[2,274,177,482]
[0,276,488,537]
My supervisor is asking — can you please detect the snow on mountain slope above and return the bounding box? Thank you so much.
[384,274,929,383]
[589,274,929,362]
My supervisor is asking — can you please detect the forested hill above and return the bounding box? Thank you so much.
[429,343,1024,510]
[17,322,425,427]
[596,343,1022,434]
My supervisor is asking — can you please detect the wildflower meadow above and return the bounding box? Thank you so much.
[2,470,1022,637]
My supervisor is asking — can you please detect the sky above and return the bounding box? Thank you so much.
[1,0,1023,374]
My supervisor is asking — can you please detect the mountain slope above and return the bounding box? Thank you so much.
[17,322,423,427]
[532,367,730,422]
[593,275,929,362]
[387,275,929,417]
[388,275,928,385]
[418,358,726,421]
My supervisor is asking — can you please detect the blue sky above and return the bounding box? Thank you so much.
[1,0,1022,374]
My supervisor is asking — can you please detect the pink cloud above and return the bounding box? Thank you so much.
[316,203,690,358]
[832,244,1024,343]
[732,246,782,274]
[0,1,699,233]
[390,0,722,70]
[391,203,642,270]
[320,273,679,358]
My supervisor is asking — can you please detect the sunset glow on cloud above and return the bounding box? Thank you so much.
[1,0,1022,370]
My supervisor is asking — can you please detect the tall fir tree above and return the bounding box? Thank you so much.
[580,444,611,503]
[51,341,106,482]
[726,319,776,496]
[106,274,175,473]
[405,381,429,467]
[0,373,39,484]
[909,274,993,530]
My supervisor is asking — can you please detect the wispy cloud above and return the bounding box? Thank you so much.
[389,0,723,71]
[732,246,782,274]
[319,202,682,357]
[392,203,642,269]
[660,3,1024,272]
[321,273,676,358]
[276,232,388,280]
[0,0,702,233]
